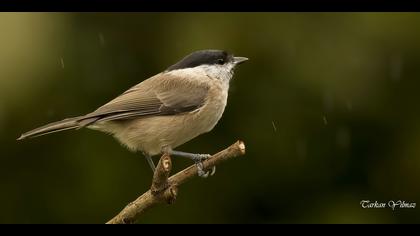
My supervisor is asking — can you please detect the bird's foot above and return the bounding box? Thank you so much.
[166,150,216,178]
[192,154,216,178]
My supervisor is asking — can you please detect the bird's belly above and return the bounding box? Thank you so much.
[110,95,227,156]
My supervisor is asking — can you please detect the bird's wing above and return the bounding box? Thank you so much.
[78,73,210,125]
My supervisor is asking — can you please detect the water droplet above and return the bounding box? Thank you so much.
[271,120,277,132]
[60,57,64,69]
[99,33,105,47]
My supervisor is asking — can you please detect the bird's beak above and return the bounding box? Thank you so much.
[233,56,249,65]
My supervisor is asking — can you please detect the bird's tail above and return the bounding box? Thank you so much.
[17,116,84,140]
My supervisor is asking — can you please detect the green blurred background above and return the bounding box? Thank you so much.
[1,12,420,223]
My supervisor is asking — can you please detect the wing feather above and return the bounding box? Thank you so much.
[78,73,209,125]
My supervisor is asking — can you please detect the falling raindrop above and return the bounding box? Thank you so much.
[323,115,328,125]
[271,120,277,132]
[60,57,64,69]
[99,33,105,47]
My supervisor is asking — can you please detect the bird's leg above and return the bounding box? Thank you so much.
[166,150,216,178]
[144,154,156,173]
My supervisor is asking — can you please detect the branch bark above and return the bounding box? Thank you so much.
[106,140,246,224]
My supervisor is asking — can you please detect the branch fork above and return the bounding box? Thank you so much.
[150,154,178,204]
[107,140,246,224]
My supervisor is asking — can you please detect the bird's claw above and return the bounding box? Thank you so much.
[194,154,216,178]
[210,166,216,176]
[197,162,209,178]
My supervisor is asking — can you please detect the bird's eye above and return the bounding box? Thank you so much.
[216,58,225,65]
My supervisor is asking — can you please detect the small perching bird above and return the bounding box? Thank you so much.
[18,49,248,177]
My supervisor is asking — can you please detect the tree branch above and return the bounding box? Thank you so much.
[106,140,246,224]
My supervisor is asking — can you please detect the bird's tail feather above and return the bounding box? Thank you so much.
[17,116,84,140]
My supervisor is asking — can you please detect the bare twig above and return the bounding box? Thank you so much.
[106,140,246,224]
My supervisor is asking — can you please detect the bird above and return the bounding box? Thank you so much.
[17,49,248,177]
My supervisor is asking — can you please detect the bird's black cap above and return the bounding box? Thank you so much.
[166,49,233,71]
